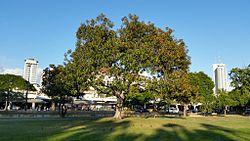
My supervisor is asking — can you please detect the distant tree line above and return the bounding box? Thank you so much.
[188,69,250,116]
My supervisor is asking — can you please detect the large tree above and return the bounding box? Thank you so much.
[66,14,190,119]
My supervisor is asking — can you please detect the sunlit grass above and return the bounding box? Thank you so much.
[0,116,250,141]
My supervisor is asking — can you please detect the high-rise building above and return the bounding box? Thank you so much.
[213,64,227,92]
[23,58,38,84]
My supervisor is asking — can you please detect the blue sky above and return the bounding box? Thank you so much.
[0,0,250,78]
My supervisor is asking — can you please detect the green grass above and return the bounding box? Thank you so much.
[0,116,250,141]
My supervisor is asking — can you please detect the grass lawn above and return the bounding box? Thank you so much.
[0,116,250,141]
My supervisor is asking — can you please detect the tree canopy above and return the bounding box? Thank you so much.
[42,64,72,115]
[229,65,250,107]
[0,74,35,110]
[64,14,190,119]
[0,74,34,92]
[42,64,70,98]
[188,72,215,112]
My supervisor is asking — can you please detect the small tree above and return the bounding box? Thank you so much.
[229,65,250,108]
[24,79,36,111]
[188,72,215,114]
[168,71,193,117]
[215,90,235,116]
[0,74,35,111]
[42,64,57,111]
[42,64,71,117]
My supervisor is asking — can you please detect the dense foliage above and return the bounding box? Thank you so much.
[229,65,250,108]
[0,74,35,111]
[64,14,191,119]
[188,72,215,113]
[42,64,72,117]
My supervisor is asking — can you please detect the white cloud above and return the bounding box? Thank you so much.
[0,68,23,76]
[0,67,43,85]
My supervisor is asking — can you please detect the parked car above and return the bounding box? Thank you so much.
[135,108,149,113]
[166,107,179,114]
[244,108,250,115]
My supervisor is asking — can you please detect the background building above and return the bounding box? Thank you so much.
[22,58,51,110]
[23,58,38,84]
[213,64,227,92]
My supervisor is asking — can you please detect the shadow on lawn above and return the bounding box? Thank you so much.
[46,118,141,141]
[44,117,248,141]
[144,123,247,141]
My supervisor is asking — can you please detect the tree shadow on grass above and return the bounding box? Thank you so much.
[200,124,249,141]
[2,117,249,141]
[144,123,248,141]
[46,118,245,141]
[45,118,142,141]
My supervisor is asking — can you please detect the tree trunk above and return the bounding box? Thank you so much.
[60,104,67,118]
[114,106,122,120]
[114,98,123,120]
[183,104,188,117]
[5,91,9,111]
[153,103,157,112]
[51,102,56,111]
[4,99,8,111]
[224,105,228,116]
[58,103,61,112]
[25,91,28,111]
[60,96,67,118]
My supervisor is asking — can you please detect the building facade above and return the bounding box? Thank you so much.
[213,64,227,92]
[23,58,38,84]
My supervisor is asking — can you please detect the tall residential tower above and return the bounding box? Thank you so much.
[23,58,38,84]
[213,64,227,92]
